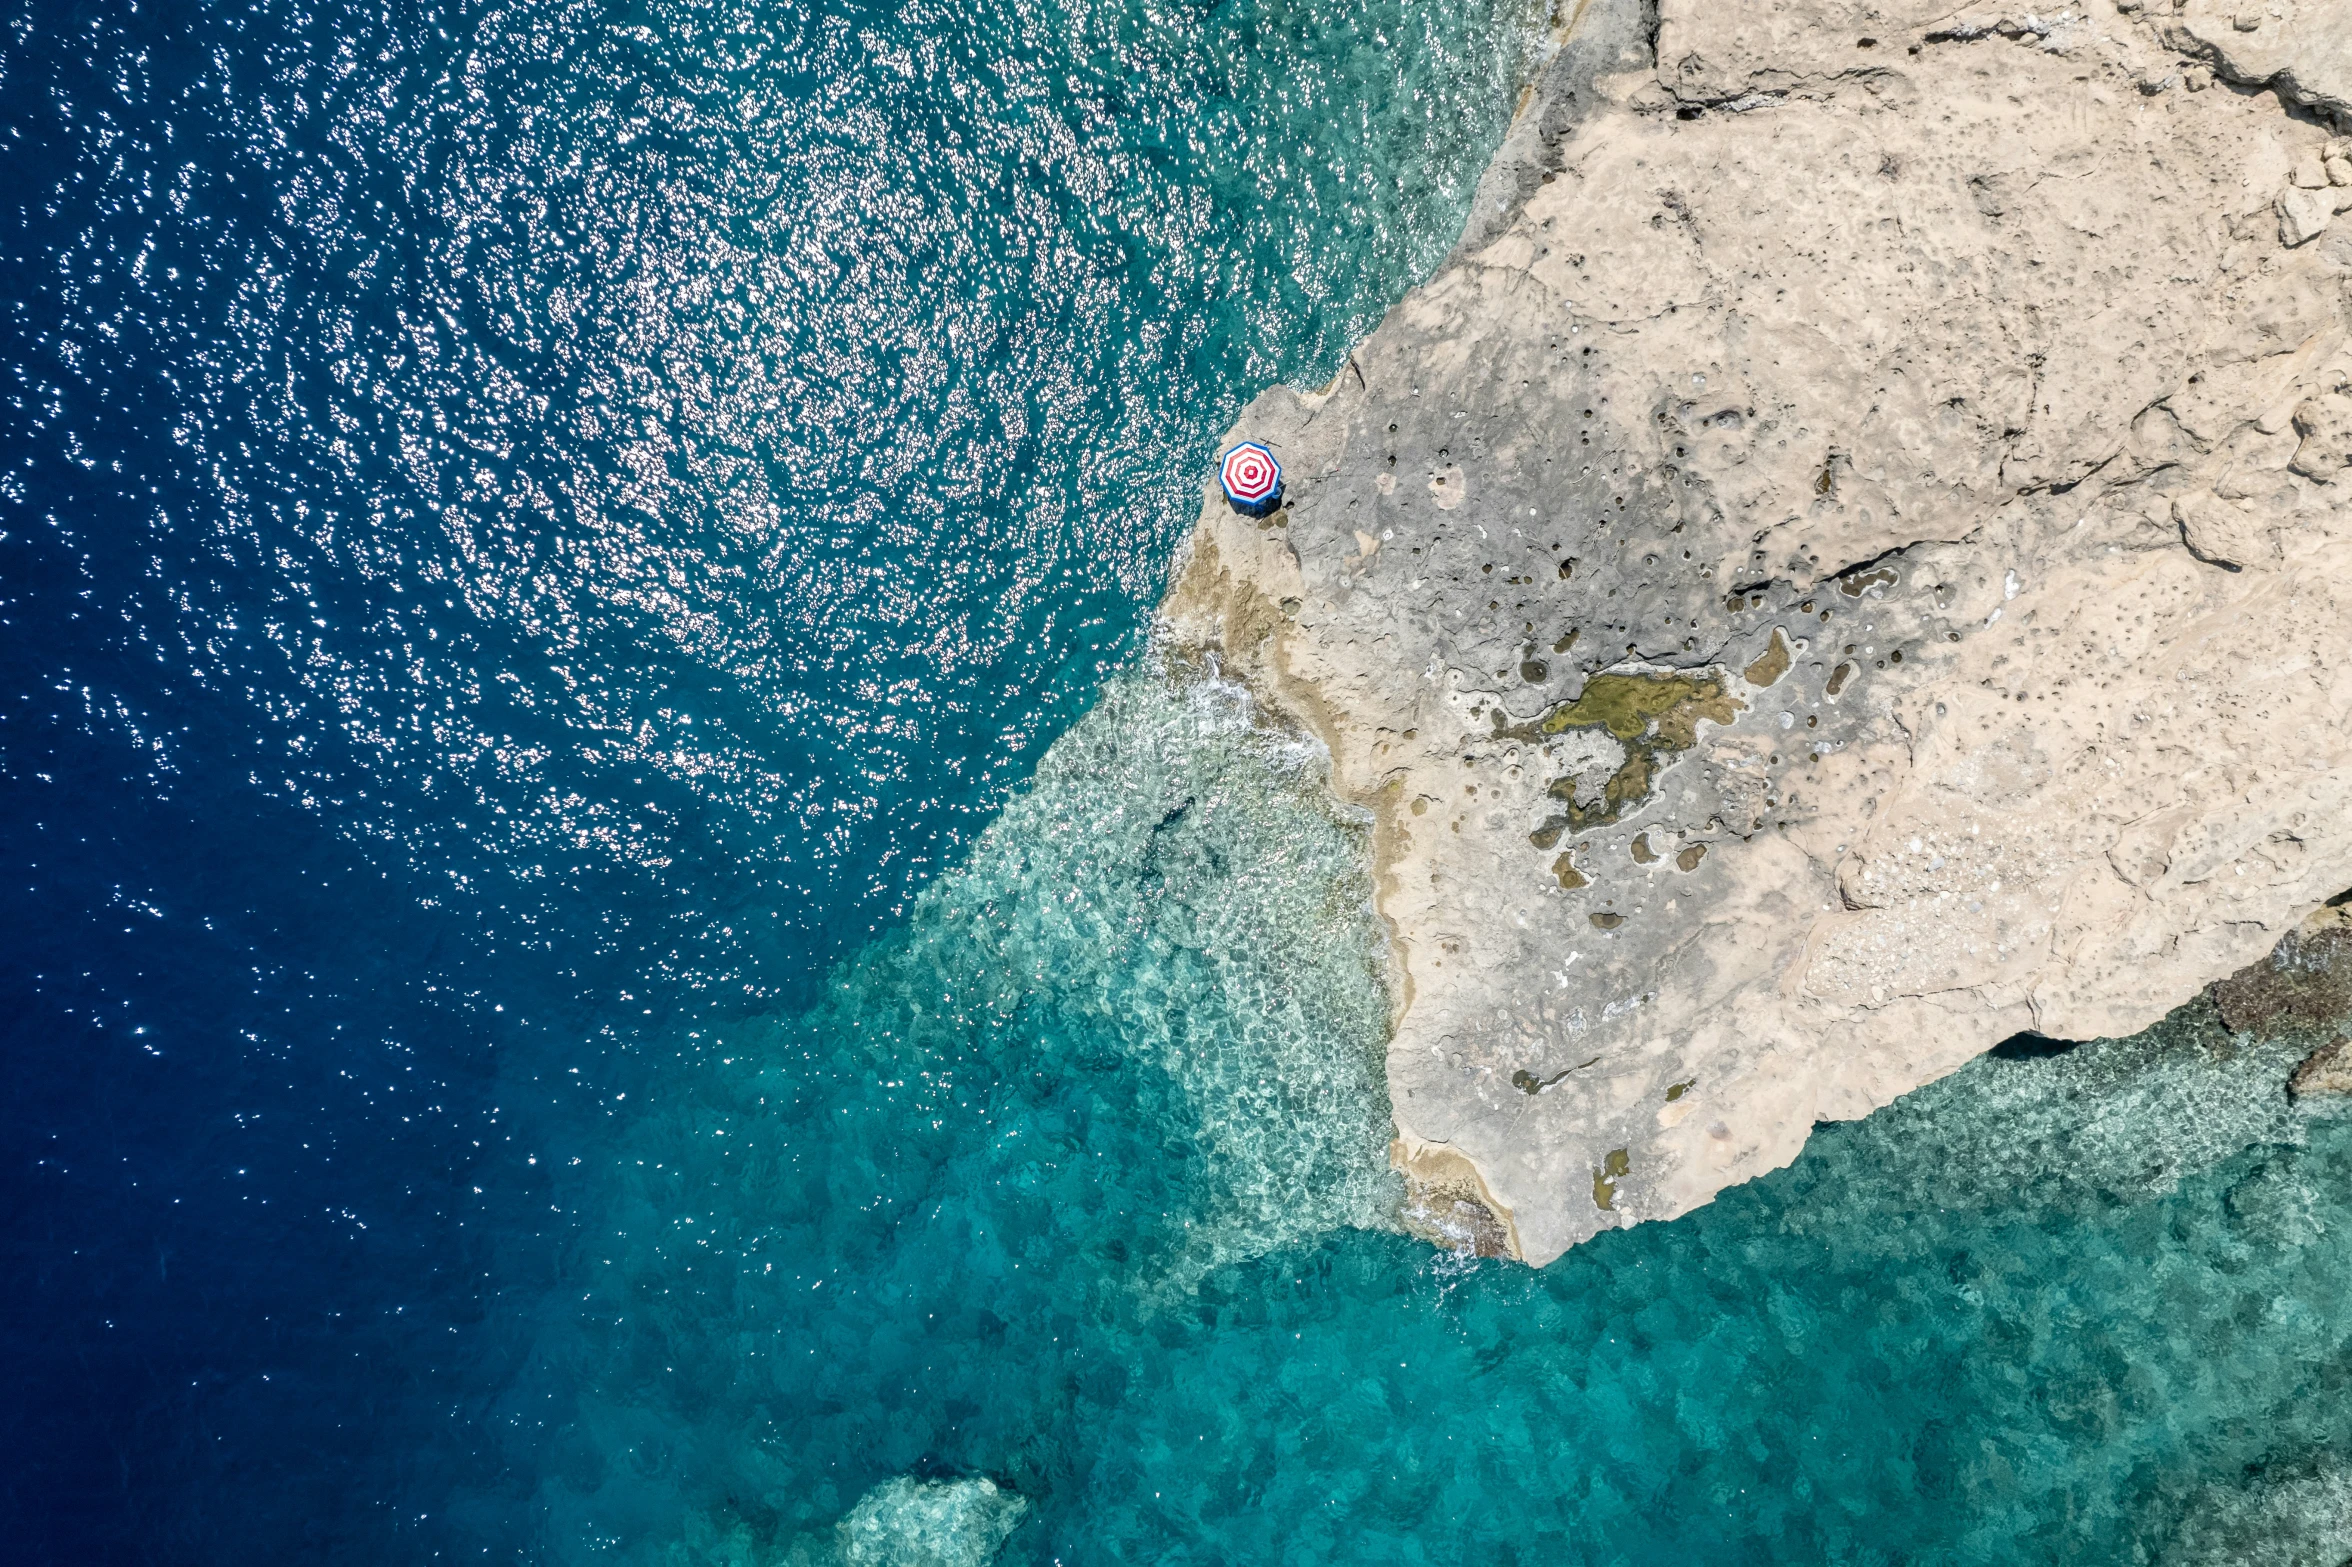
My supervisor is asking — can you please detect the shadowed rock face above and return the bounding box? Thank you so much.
[1164,0,2352,1263]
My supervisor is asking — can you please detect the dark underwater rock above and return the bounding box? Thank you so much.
[2212,906,2352,1040]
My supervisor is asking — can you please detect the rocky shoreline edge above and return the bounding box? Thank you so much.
[1161,0,2352,1264]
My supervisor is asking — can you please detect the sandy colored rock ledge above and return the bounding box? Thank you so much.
[1161,0,2352,1264]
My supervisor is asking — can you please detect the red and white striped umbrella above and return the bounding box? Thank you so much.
[1218,442,1282,511]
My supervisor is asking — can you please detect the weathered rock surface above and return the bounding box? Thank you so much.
[1162,0,2352,1262]
[2165,0,2352,122]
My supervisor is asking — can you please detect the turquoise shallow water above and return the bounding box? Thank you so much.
[481,668,2352,1565]
[8,0,2352,1560]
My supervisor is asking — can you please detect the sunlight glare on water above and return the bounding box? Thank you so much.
[9,0,2352,1563]
[178,0,1538,955]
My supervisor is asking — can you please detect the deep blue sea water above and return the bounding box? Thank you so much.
[7,0,2352,1563]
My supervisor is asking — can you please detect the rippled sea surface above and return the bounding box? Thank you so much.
[9,0,2352,1563]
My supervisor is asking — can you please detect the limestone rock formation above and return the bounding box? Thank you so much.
[1162,0,2352,1262]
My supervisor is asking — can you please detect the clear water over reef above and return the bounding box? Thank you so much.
[6,0,2352,1563]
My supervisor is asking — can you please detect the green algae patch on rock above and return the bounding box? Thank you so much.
[1552,852,1589,890]
[1839,564,1899,598]
[1508,671,1741,831]
[1676,842,1708,872]
[1514,1056,1601,1095]
[1743,628,1794,689]
[1527,671,1737,748]
[1592,1147,1631,1211]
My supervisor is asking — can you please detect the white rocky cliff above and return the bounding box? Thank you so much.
[1161,0,2352,1264]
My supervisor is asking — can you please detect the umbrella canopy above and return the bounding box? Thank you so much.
[1218,442,1282,515]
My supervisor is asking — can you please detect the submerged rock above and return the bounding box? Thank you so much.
[1398,1165,1517,1259]
[2289,1035,2352,1098]
[835,1476,1026,1567]
[2213,905,2352,1039]
[1163,0,2352,1262]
